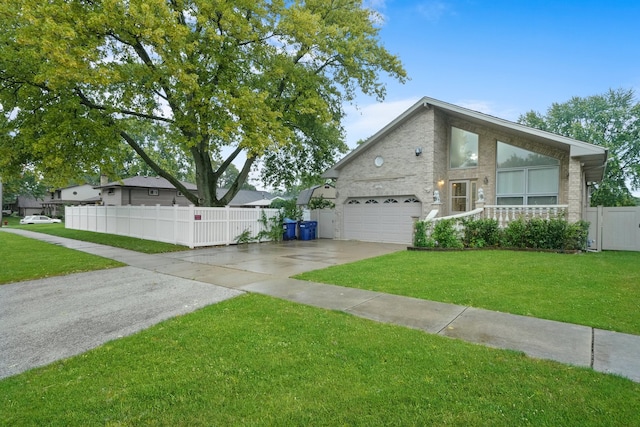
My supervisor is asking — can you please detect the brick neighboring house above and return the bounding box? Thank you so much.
[95,176,275,207]
[322,96,608,244]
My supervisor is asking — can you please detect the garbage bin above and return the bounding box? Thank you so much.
[299,221,317,241]
[298,221,312,240]
[283,218,297,240]
[309,221,317,239]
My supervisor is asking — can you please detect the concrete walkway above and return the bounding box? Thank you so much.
[2,227,639,383]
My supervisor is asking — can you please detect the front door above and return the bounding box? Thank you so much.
[450,180,477,213]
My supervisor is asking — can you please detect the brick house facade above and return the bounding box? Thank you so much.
[323,97,607,244]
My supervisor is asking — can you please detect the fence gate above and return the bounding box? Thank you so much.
[310,209,336,239]
[586,206,640,251]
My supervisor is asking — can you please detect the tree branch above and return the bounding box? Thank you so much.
[120,130,199,205]
[74,88,174,123]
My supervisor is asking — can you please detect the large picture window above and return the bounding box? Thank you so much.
[450,127,478,169]
[496,142,560,205]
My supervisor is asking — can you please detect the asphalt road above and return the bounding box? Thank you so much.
[0,266,242,379]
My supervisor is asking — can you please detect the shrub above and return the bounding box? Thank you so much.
[461,218,501,248]
[413,220,429,247]
[502,217,527,248]
[564,220,590,251]
[308,196,335,210]
[431,219,463,249]
[256,210,284,242]
[525,217,548,249]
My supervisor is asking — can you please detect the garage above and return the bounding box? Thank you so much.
[343,196,422,244]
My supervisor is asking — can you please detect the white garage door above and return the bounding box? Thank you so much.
[343,196,422,244]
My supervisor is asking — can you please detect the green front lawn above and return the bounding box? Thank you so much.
[0,231,124,284]
[295,250,640,335]
[1,294,638,426]
[8,219,188,254]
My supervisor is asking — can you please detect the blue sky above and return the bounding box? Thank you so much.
[343,0,640,148]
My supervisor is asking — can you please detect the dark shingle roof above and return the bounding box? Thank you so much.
[95,176,197,190]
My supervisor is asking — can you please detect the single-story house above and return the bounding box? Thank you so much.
[296,183,336,207]
[322,96,608,244]
[95,176,276,207]
[13,195,45,216]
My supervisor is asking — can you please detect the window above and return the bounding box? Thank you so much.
[450,127,478,169]
[107,188,115,195]
[177,191,184,197]
[496,142,560,205]
[148,189,159,196]
[365,199,379,204]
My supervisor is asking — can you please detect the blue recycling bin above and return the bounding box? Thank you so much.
[309,221,317,239]
[299,221,317,240]
[283,218,297,240]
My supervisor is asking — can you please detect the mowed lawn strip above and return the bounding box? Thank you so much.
[0,232,124,284]
[10,220,188,254]
[1,294,638,426]
[295,250,640,335]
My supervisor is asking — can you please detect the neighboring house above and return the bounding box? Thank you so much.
[95,176,275,207]
[14,195,45,216]
[322,96,608,244]
[296,184,336,207]
[42,184,102,217]
[96,176,198,206]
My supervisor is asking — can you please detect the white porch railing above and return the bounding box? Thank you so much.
[418,205,569,238]
[484,205,568,228]
[428,208,484,232]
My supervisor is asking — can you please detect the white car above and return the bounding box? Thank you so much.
[19,215,62,224]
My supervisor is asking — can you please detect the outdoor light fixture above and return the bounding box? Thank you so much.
[415,147,422,156]
[483,176,489,184]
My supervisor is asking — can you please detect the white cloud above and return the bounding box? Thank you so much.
[343,97,420,148]
[416,1,453,22]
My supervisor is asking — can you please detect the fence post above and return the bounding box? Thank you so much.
[225,205,231,245]
[188,204,195,249]
[173,204,179,245]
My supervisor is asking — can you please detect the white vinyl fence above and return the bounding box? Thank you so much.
[65,205,280,248]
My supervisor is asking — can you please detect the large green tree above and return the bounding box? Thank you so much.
[0,0,406,206]
[519,89,640,206]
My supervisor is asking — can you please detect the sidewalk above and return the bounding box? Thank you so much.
[2,227,639,383]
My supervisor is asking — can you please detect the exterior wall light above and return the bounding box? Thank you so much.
[415,147,422,156]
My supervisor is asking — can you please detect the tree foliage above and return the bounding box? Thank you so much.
[518,88,640,206]
[0,0,406,206]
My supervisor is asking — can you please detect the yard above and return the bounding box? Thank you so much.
[295,250,640,335]
[1,229,639,425]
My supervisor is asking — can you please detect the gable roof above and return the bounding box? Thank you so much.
[95,176,274,206]
[95,176,197,190]
[218,189,275,206]
[323,96,608,182]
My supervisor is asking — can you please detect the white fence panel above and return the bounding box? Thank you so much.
[65,205,280,248]
[586,206,640,251]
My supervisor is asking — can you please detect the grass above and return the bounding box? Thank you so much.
[0,231,124,284]
[295,250,640,335]
[1,294,638,426]
[5,216,189,254]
